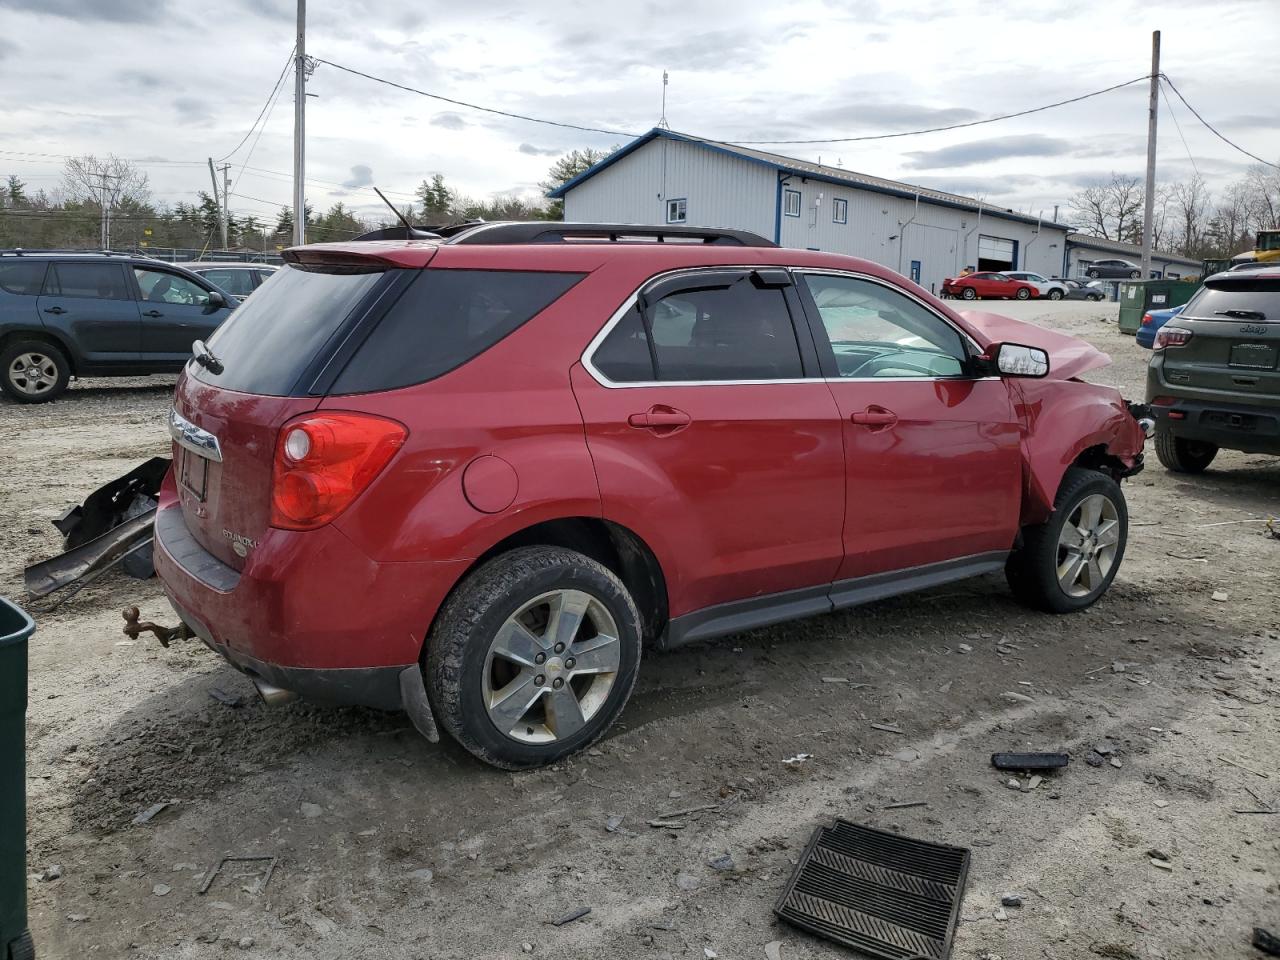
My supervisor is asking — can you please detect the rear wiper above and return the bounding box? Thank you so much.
[1215,309,1267,321]
[192,340,224,375]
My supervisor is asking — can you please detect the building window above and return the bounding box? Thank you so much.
[784,189,801,218]
[666,198,687,224]
[833,198,848,224]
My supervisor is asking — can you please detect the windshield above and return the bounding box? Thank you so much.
[191,263,387,394]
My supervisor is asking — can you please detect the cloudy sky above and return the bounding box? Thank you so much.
[1,0,1277,229]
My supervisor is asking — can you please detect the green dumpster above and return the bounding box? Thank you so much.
[1,598,34,960]
[1118,279,1198,335]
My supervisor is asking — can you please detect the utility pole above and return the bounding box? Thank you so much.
[99,171,108,249]
[293,0,306,245]
[220,163,232,249]
[1141,30,1160,281]
[207,158,227,250]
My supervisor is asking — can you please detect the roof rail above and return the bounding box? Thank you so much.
[350,219,487,242]
[445,222,777,247]
[0,248,138,258]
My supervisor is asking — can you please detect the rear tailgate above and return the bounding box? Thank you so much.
[169,257,403,570]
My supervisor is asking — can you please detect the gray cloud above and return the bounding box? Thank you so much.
[904,135,1073,169]
[518,143,561,156]
[796,102,982,134]
[342,164,374,188]
[1223,113,1280,130]
[908,174,1043,196]
[430,112,469,130]
[118,69,163,89]
[0,0,165,20]
[172,97,213,124]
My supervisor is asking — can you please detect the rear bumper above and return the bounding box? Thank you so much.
[153,499,469,706]
[1147,397,1280,455]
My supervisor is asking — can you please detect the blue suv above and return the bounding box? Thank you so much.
[0,251,238,402]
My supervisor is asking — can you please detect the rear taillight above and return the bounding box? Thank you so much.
[1153,327,1192,351]
[270,412,407,530]
[1140,312,1153,326]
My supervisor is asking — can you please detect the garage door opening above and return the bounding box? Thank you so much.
[978,235,1017,272]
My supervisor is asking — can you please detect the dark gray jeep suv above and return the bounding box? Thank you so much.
[0,251,238,402]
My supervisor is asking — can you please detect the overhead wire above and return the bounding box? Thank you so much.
[216,48,296,162]
[1158,77,1199,178]
[1159,73,1279,170]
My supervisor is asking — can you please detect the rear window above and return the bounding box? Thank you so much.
[329,269,585,394]
[194,264,385,395]
[0,260,47,295]
[1185,278,1280,322]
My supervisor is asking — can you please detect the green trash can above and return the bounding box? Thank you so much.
[1118,279,1198,335]
[0,597,35,960]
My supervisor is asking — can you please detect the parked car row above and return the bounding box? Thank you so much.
[941,271,1105,301]
[0,253,278,402]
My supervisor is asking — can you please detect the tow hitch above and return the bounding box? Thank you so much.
[121,605,191,648]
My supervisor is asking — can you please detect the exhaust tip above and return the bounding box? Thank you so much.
[251,677,298,707]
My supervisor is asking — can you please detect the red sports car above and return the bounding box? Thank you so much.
[943,272,1039,301]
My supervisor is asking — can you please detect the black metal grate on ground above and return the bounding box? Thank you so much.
[774,819,970,960]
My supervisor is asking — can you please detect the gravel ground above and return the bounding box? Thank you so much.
[3,300,1278,960]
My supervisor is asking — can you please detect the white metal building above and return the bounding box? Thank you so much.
[549,128,1073,296]
[1064,233,1200,280]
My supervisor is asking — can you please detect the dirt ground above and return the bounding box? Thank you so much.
[3,299,1278,960]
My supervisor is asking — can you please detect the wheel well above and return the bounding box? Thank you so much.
[0,330,77,375]
[468,517,669,644]
[1071,444,1129,480]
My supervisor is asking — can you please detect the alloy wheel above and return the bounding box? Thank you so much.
[481,589,621,744]
[1056,493,1121,598]
[7,352,59,398]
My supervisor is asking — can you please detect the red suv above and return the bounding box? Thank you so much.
[154,222,1147,769]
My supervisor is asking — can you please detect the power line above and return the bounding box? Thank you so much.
[228,57,293,202]
[1158,77,1199,178]
[217,47,296,163]
[312,57,639,139]
[731,75,1154,144]
[1159,74,1279,170]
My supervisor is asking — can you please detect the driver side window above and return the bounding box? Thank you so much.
[800,274,968,379]
[133,268,211,306]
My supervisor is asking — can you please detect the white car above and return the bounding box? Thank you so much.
[1003,271,1068,300]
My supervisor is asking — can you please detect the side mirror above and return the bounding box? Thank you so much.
[993,342,1050,378]
[208,290,227,307]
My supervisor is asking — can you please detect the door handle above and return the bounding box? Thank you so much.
[43,306,66,315]
[142,309,163,318]
[850,406,898,429]
[627,405,691,432]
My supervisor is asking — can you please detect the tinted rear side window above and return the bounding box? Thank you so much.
[0,261,48,295]
[330,269,585,394]
[194,264,385,395]
[48,262,131,300]
[1185,279,1280,322]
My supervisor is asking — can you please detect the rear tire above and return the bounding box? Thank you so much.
[1154,429,1217,473]
[425,546,643,770]
[1006,467,1128,614]
[1,339,70,403]
[1015,288,1031,300]
[1048,289,1064,301]
[961,287,977,300]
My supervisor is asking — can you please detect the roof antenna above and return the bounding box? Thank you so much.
[373,186,418,234]
[659,70,670,129]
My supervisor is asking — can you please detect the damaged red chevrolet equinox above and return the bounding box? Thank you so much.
[155,222,1148,769]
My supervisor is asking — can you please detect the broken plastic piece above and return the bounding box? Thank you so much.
[991,752,1070,771]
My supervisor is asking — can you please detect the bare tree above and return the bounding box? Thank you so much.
[1067,173,1146,243]
[1171,176,1211,256]
[61,154,150,210]
[1242,163,1280,232]
[1208,181,1253,255]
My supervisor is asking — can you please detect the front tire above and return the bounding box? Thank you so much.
[1048,289,1064,301]
[1006,467,1128,613]
[1087,269,1100,279]
[1015,288,1031,300]
[426,546,643,769]
[1154,430,1217,473]
[1129,270,1141,279]
[1,339,70,403]
[961,287,977,300]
